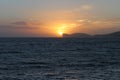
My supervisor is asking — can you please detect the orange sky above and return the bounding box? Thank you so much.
[0,0,120,37]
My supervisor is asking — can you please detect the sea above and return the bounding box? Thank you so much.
[0,38,120,80]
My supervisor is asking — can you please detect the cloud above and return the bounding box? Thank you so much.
[76,18,120,27]
[91,18,120,26]
[10,21,43,30]
[73,18,120,34]
[12,21,42,26]
[81,5,93,10]
[0,25,40,37]
[0,25,12,28]
[0,25,38,30]
[12,21,27,25]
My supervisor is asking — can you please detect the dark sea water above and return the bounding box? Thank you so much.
[0,38,120,80]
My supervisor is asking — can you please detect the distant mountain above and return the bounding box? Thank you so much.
[63,33,92,38]
[94,31,120,38]
[63,31,120,38]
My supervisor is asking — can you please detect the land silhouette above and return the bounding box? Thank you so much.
[63,31,120,38]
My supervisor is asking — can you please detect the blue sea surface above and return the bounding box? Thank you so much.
[0,38,120,80]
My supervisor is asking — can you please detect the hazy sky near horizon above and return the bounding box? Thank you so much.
[0,0,120,37]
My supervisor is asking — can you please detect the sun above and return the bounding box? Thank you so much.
[58,31,63,36]
[55,24,69,37]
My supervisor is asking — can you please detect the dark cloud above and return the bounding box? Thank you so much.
[12,21,27,25]
[0,25,38,29]
[11,21,43,26]
[0,25,39,37]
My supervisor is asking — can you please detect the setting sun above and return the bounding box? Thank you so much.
[1,0,120,79]
[53,24,68,37]
[58,32,63,36]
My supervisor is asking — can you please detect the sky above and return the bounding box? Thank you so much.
[0,0,120,37]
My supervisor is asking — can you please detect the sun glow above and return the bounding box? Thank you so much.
[58,31,63,36]
[56,24,67,37]
[52,22,76,37]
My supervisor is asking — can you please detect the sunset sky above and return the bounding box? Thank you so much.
[0,0,120,37]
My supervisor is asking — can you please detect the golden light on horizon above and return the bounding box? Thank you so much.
[48,22,77,37]
[58,31,63,36]
[56,24,68,37]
